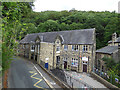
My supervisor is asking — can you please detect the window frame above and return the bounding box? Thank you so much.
[72,45,79,51]
[71,58,78,67]
[56,46,60,52]
[83,45,88,52]
[64,45,68,51]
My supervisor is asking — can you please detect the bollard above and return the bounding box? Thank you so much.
[72,82,73,88]
[70,76,71,83]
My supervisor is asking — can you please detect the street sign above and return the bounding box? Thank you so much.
[82,57,88,61]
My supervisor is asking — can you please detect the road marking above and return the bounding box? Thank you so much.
[34,79,42,88]
[50,82,56,85]
[29,62,54,89]
[29,71,43,89]
[33,65,54,89]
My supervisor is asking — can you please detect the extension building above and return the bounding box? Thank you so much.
[95,33,120,72]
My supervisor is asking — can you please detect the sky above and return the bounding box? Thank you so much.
[33,0,120,12]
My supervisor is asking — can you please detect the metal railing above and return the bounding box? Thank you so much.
[64,71,95,89]
[94,68,120,88]
[51,68,95,89]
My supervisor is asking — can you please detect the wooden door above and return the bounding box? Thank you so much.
[83,64,87,72]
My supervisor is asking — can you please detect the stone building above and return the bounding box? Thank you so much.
[95,33,120,72]
[19,28,96,73]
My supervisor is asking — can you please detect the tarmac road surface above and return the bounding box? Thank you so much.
[8,56,61,89]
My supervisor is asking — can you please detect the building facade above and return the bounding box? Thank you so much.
[19,28,96,73]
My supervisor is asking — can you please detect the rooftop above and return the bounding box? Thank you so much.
[20,28,95,45]
[96,46,118,54]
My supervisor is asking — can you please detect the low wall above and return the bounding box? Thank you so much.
[91,72,120,90]
[38,64,72,90]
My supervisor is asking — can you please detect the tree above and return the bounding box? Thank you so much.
[2,2,33,72]
[37,20,60,32]
[102,57,116,70]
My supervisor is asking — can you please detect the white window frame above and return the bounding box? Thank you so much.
[71,58,78,67]
[83,45,88,52]
[72,45,79,51]
[56,46,60,53]
[31,45,35,52]
[63,57,67,61]
[64,45,68,51]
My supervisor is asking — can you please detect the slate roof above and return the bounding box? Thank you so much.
[96,46,118,54]
[108,37,120,43]
[19,28,95,45]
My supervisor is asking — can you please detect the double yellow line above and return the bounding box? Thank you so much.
[29,71,43,88]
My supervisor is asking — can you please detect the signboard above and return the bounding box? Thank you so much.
[82,57,88,61]
[45,58,49,63]
[46,58,49,61]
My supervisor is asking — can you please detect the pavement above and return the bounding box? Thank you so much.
[64,70,108,89]
[8,56,61,89]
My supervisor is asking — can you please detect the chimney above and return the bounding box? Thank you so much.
[40,36,43,42]
[112,32,117,45]
[118,1,120,13]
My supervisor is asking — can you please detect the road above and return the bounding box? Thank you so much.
[8,56,61,89]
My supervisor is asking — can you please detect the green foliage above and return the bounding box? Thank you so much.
[102,57,120,87]
[37,20,60,32]
[2,2,33,72]
[102,57,116,70]
[21,10,119,49]
[107,64,120,87]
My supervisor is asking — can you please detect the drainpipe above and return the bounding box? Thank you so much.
[53,44,55,69]
[92,45,94,73]
[78,45,80,72]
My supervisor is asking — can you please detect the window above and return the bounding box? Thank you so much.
[63,57,67,61]
[31,45,35,52]
[56,46,60,51]
[56,40,59,44]
[64,45,68,50]
[56,56,60,64]
[71,58,78,67]
[31,45,35,50]
[35,45,37,52]
[72,45,79,51]
[83,45,88,52]
[102,66,104,72]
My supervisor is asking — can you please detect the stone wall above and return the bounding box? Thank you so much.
[59,44,94,73]
[39,42,54,70]
[91,72,120,90]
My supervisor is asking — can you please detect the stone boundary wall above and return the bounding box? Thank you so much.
[91,72,120,90]
[38,63,72,90]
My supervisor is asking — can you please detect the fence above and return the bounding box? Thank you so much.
[94,68,120,88]
[51,68,95,89]
[64,71,94,89]
[38,59,95,89]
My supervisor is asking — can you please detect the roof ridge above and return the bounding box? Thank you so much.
[27,28,95,35]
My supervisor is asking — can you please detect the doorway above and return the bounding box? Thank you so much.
[64,61,67,69]
[56,56,60,67]
[83,64,87,72]
[45,63,48,69]
[35,55,37,61]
